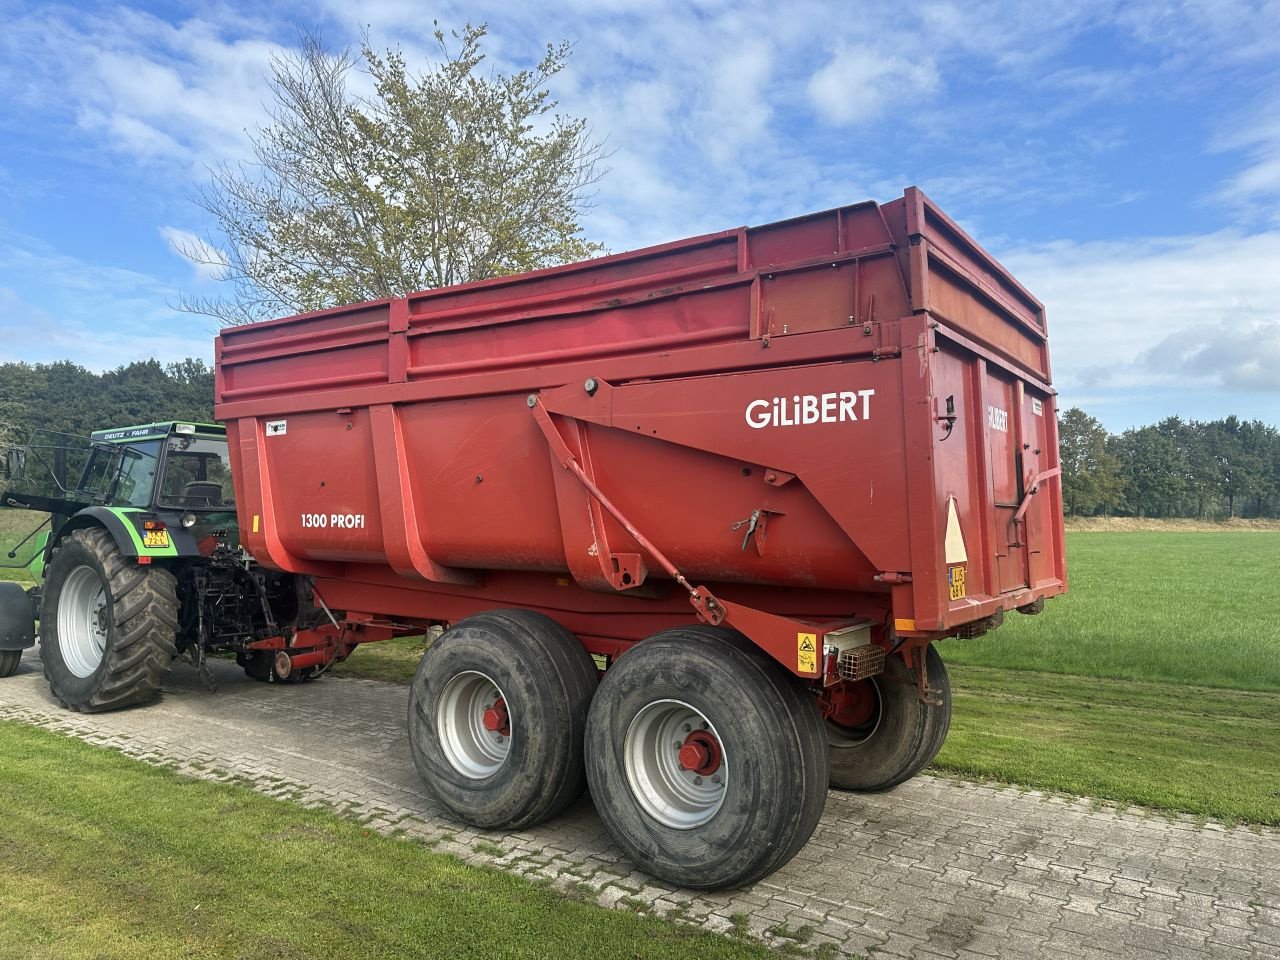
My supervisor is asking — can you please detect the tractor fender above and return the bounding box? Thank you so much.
[50,507,200,561]
[0,581,36,651]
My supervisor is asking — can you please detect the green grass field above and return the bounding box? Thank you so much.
[943,531,1280,691]
[0,721,772,960]
[934,530,1280,824]
[0,508,43,583]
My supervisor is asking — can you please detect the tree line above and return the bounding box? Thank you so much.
[1059,407,1280,519]
[0,360,215,448]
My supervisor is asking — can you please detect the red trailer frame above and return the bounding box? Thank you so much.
[215,187,1066,684]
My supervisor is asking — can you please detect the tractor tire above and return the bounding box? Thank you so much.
[584,626,831,890]
[0,649,20,678]
[408,610,599,831]
[39,528,178,712]
[826,644,951,792]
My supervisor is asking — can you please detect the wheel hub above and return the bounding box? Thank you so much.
[623,699,728,830]
[481,697,510,736]
[819,679,877,728]
[437,671,512,780]
[677,730,722,776]
[57,565,110,679]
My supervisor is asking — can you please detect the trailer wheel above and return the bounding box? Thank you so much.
[0,649,21,678]
[825,644,951,792]
[585,626,830,889]
[39,528,178,712]
[407,610,598,831]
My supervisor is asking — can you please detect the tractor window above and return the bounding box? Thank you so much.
[79,441,160,506]
[113,443,161,507]
[158,437,235,508]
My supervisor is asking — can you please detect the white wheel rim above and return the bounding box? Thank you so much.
[58,565,108,678]
[437,670,511,780]
[624,699,728,829]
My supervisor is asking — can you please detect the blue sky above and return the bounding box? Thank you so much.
[1,0,1278,430]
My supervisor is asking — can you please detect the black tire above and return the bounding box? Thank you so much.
[39,528,178,712]
[827,644,951,792]
[0,649,20,678]
[408,610,598,831]
[585,626,831,890]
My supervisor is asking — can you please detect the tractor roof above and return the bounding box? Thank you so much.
[90,421,225,443]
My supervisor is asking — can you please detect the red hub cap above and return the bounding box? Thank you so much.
[676,730,722,776]
[482,697,510,736]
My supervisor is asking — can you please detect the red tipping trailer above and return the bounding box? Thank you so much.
[215,187,1066,888]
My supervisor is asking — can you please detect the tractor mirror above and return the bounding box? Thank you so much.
[4,447,23,482]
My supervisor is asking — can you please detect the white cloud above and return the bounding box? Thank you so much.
[1001,230,1280,395]
[159,227,229,282]
[807,47,940,126]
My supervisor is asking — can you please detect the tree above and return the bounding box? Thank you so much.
[1114,426,1188,517]
[1057,407,1123,515]
[1205,416,1266,518]
[177,25,608,325]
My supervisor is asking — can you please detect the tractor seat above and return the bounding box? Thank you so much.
[181,481,222,505]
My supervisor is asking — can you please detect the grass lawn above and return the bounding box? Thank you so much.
[934,666,1280,824]
[330,634,432,683]
[943,531,1280,691]
[0,508,43,584]
[935,530,1280,823]
[0,721,771,960]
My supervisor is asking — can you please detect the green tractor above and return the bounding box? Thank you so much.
[0,422,336,710]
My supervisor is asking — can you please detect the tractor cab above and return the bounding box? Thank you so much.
[4,422,234,519]
[88,422,235,514]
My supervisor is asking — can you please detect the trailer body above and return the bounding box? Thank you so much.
[214,187,1066,672]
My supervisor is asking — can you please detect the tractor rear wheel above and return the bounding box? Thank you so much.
[585,626,831,889]
[407,610,598,831]
[825,644,951,791]
[39,528,178,712]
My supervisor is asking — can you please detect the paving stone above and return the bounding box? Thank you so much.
[1,648,1277,960]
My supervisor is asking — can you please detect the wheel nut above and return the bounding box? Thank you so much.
[693,776,703,785]
[674,741,683,751]
[682,724,691,733]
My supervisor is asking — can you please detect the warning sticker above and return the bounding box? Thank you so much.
[796,632,818,674]
[948,565,967,601]
[266,419,287,437]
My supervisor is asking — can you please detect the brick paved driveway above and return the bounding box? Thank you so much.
[1,649,1276,959]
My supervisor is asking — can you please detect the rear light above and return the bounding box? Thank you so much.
[143,520,166,531]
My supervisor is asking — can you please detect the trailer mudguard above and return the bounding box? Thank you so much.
[0,581,35,650]
[51,507,200,561]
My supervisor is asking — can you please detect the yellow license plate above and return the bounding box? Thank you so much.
[143,530,170,548]
[948,565,966,600]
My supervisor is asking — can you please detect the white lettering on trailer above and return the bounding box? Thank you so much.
[300,512,367,529]
[745,390,875,429]
[987,405,1009,433]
